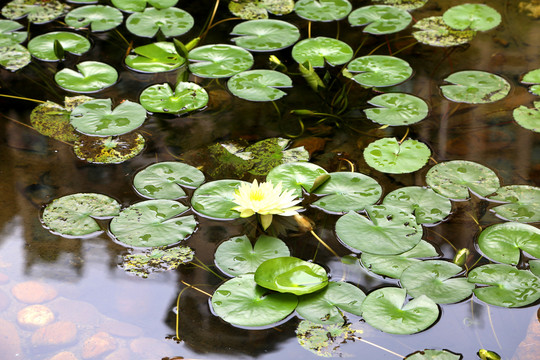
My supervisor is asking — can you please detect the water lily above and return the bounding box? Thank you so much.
[232,180,302,230]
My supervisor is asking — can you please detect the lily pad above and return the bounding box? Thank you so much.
[231,19,300,51]
[405,349,463,360]
[372,0,428,11]
[126,7,194,38]
[120,245,194,278]
[360,287,439,335]
[521,69,540,96]
[294,0,352,22]
[348,5,412,35]
[139,82,209,114]
[54,61,118,93]
[346,55,413,87]
[0,44,31,71]
[443,4,501,32]
[513,102,540,133]
[488,185,540,222]
[111,0,178,12]
[530,260,540,278]
[191,179,249,219]
[467,264,540,307]
[296,320,362,358]
[311,172,382,214]
[229,0,295,20]
[291,37,353,67]
[425,160,500,200]
[477,222,540,265]
[382,186,452,224]
[214,234,290,277]
[254,256,329,295]
[70,98,146,137]
[65,5,123,32]
[335,205,423,255]
[364,93,429,126]
[0,19,26,46]
[363,138,431,174]
[188,44,254,78]
[110,200,196,248]
[211,274,298,327]
[42,193,121,237]
[73,133,145,164]
[125,42,185,73]
[27,32,91,61]
[440,70,510,104]
[266,162,328,198]
[295,281,365,324]
[413,16,476,47]
[227,70,292,102]
[2,0,65,24]
[133,161,205,200]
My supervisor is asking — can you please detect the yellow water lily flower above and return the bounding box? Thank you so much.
[232,179,302,230]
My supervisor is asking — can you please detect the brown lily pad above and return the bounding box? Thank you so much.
[73,133,145,164]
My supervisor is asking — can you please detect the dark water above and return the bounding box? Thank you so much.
[0,0,539,359]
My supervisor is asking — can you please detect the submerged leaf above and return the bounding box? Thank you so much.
[73,133,145,164]
[413,16,476,47]
[296,320,362,358]
[229,0,295,20]
[120,246,194,278]
[2,0,66,24]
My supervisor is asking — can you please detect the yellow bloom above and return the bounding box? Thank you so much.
[232,180,302,230]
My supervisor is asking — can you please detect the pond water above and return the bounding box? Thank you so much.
[0,0,539,359]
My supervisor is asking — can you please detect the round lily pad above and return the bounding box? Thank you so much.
[133,161,205,200]
[54,61,118,93]
[110,200,196,248]
[477,222,540,265]
[348,5,412,35]
[405,349,463,360]
[294,0,352,22]
[120,245,194,278]
[111,0,178,12]
[231,19,300,51]
[360,287,439,335]
[371,0,428,11]
[346,55,413,87]
[0,19,26,46]
[126,7,194,38]
[488,185,540,222]
[335,205,423,255]
[311,172,382,214]
[364,138,431,174]
[413,16,476,47]
[2,0,65,24]
[139,82,209,114]
[191,179,249,219]
[440,70,510,104]
[530,260,540,278]
[382,186,452,224]
[70,98,147,137]
[467,264,540,307]
[0,44,31,71]
[266,162,328,198]
[73,133,145,164]
[364,93,429,126]
[65,5,123,32]
[227,70,292,102]
[296,320,362,358]
[27,32,91,61]
[521,69,540,96]
[211,274,298,327]
[291,37,353,67]
[425,160,500,200]
[188,44,254,78]
[442,4,501,32]
[125,42,185,73]
[254,256,329,295]
[42,193,121,237]
[229,0,295,19]
[513,102,540,133]
[400,260,474,304]
[296,281,365,325]
[214,234,290,277]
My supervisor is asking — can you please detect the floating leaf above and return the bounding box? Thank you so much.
[346,55,413,87]
[188,44,254,78]
[111,0,178,12]
[521,69,540,96]
[126,7,194,38]
[73,133,145,164]
[440,70,510,104]
[530,260,540,278]
[110,200,196,248]
[488,185,540,222]
[65,5,123,32]
[42,193,121,237]
[191,179,249,219]
[133,161,205,200]
[425,160,500,200]
[229,0,295,19]
[139,82,209,114]
[442,4,501,32]
[231,19,300,51]
[372,0,428,11]
[0,44,31,71]
[382,186,452,224]
[364,138,431,174]
[245,138,309,176]
[2,0,65,24]
[348,5,412,35]
[296,320,362,358]
[227,70,292,102]
[294,0,352,22]
[364,93,429,126]
[125,42,184,73]
[54,61,118,93]
[513,102,540,133]
[266,162,328,197]
[405,349,463,360]
[120,246,194,278]
[413,16,476,47]
[27,32,91,61]
[291,37,353,67]
[0,19,26,46]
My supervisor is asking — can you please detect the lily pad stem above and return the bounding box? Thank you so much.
[310,230,339,258]
[174,286,191,341]
[308,21,311,38]
[192,256,225,280]
[0,94,46,104]
[426,228,457,251]
[392,40,418,56]
[271,101,281,118]
[199,0,221,41]
[354,337,404,358]
[1,113,73,147]
[487,305,502,350]
[338,158,355,172]
[284,117,305,138]
[180,280,212,297]
[398,127,409,144]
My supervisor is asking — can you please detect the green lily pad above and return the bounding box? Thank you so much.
[364,138,431,174]
[266,162,328,198]
[27,32,91,61]
[70,98,146,137]
[425,160,500,200]
[400,260,474,304]
[348,5,412,35]
[364,93,429,126]
[296,281,365,325]
[440,70,510,104]
[191,179,249,219]
[0,44,31,71]
[335,205,423,255]
[513,102,540,133]
[488,185,540,222]
[372,0,428,11]
[521,69,540,96]
[413,16,476,47]
[311,172,382,214]
[346,55,413,87]
[54,61,118,93]
[443,4,501,32]
[467,264,540,307]
[214,234,290,277]
[0,19,26,46]
[382,186,452,224]
[361,287,439,335]
[2,0,65,24]
[42,193,121,237]
[125,42,185,73]
[126,7,194,38]
[73,133,145,164]
[188,44,254,78]
[211,274,298,327]
[291,37,353,67]
[296,320,362,358]
[405,349,463,360]
[120,245,194,278]
[231,19,300,51]
[133,161,205,200]
[361,240,439,279]
[477,222,540,265]
[111,0,178,12]
[530,260,540,278]
[254,256,329,295]
[227,70,292,102]
[139,82,209,114]
[110,200,196,248]
[65,5,123,32]
[294,0,352,22]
